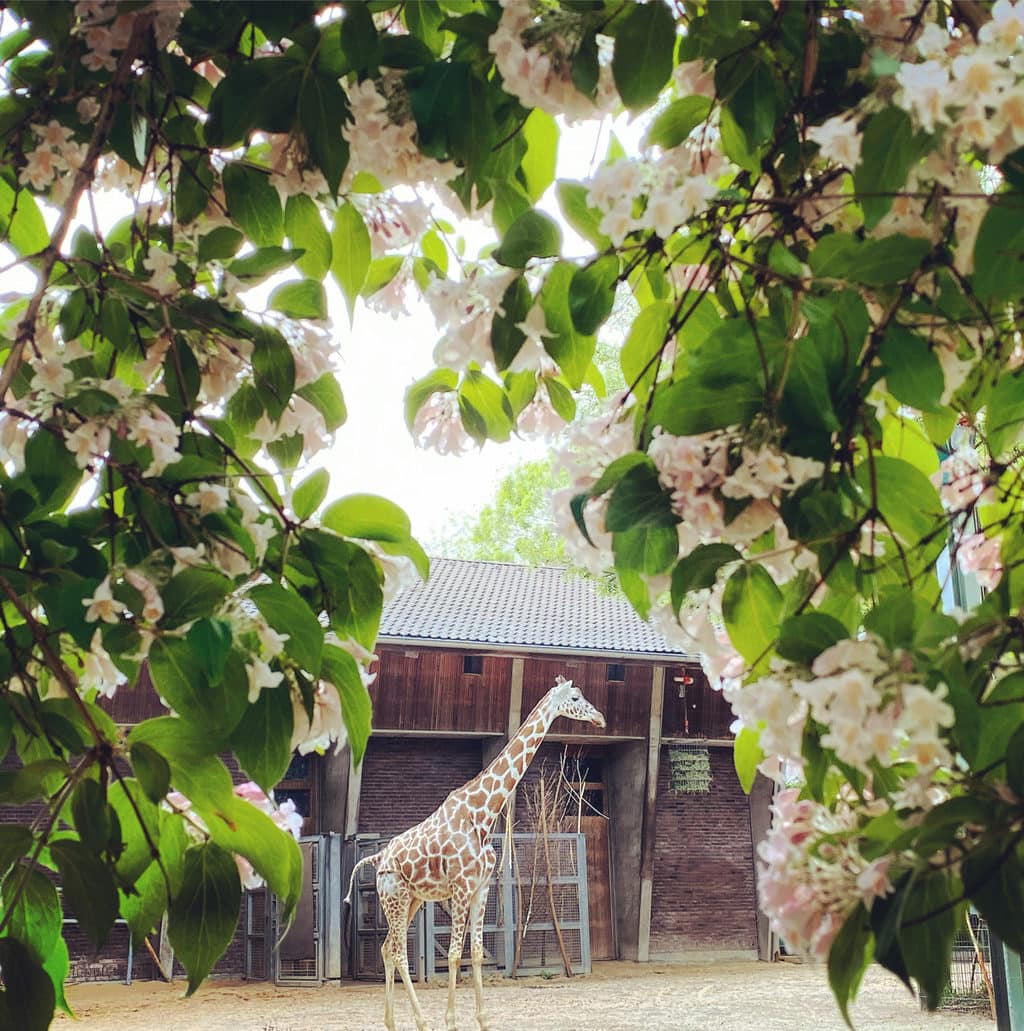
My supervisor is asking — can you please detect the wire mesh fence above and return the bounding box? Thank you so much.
[939,913,994,1016]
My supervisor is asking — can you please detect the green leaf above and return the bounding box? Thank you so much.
[230,683,294,792]
[520,110,558,203]
[322,494,412,543]
[109,778,161,887]
[605,462,677,532]
[71,779,111,853]
[986,370,1024,457]
[539,262,596,390]
[898,871,959,1010]
[973,195,1024,302]
[491,276,531,371]
[0,178,48,256]
[331,201,371,323]
[269,279,327,320]
[493,210,562,268]
[570,256,619,337]
[555,181,610,251]
[160,567,233,628]
[50,839,118,950]
[321,644,373,766]
[611,0,676,111]
[459,371,515,444]
[853,456,942,546]
[43,935,70,1017]
[293,468,330,520]
[722,564,783,666]
[297,372,347,433]
[0,938,55,1031]
[728,60,776,152]
[3,866,61,965]
[24,426,82,514]
[298,71,349,195]
[852,235,930,286]
[613,525,678,577]
[285,194,332,280]
[645,95,713,150]
[620,300,671,404]
[252,326,296,422]
[964,842,1024,954]
[168,842,242,996]
[130,742,171,804]
[1006,722,1024,799]
[204,57,302,147]
[222,163,283,246]
[229,245,298,281]
[879,328,945,413]
[828,905,875,1027]
[249,583,324,676]
[0,826,32,881]
[671,544,742,611]
[719,105,759,171]
[854,108,921,230]
[776,612,848,665]
[648,377,764,436]
[733,726,763,793]
[197,226,244,263]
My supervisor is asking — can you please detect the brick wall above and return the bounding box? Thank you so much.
[357,737,483,835]
[649,746,757,954]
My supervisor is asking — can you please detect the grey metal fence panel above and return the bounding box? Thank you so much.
[344,832,591,982]
[274,836,325,984]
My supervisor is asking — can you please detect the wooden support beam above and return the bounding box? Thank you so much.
[344,751,363,839]
[637,666,665,963]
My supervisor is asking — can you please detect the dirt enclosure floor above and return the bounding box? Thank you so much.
[55,960,994,1031]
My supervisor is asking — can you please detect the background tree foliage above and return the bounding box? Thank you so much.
[0,0,1022,1026]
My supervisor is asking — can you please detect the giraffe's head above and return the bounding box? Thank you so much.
[548,675,606,729]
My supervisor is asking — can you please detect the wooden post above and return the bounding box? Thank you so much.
[505,658,525,817]
[344,751,363,838]
[158,915,174,981]
[636,666,665,963]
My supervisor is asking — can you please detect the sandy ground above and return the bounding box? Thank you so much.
[53,960,994,1031]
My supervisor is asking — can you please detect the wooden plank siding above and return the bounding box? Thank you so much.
[369,647,510,735]
[518,657,652,738]
[660,666,734,740]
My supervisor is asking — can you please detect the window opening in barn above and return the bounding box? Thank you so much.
[668,743,712,794]
[463,654,483,674]
[278,752,315,829]
[606,663,625,682]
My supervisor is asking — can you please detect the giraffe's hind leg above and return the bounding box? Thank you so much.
[378,871,428,1031]
[469,848,496,1031]
[445,889,471,1031]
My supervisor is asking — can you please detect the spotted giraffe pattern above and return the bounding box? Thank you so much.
[346,676,606,1031]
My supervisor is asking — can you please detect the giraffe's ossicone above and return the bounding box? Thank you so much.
[344,676,606,1031]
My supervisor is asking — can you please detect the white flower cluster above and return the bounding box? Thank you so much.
[426,268,517,371]
[758,788,897,961]
[74,0,188,73]
[488,1,619,123]
[343,78,457,190]
[587,147,722,246]
[17,119,87,198]
[412,390,472,456]
[648,428,822,582]
[727,636,956,781]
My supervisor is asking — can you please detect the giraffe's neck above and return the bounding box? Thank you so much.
[473,699,556,831]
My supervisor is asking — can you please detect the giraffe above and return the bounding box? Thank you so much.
[344,675,606,1031]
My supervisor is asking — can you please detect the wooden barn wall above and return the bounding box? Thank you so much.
[519,657,652,738]
[648,747,757,955]
[357,737,483,835]
[661,666,734,740]
[369,648,511,735]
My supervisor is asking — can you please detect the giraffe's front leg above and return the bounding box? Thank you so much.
[469,877,493,1031]
[446,892,471,1031]
[378,872,428,1031]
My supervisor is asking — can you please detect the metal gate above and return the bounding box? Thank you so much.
[274,836,324,983]
[346,833,590,981]
[245,836,340,984]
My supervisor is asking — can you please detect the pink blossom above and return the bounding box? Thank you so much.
[957,531,1003,590]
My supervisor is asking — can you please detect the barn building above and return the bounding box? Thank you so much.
[30,558,771,983]
[325,558,770,971]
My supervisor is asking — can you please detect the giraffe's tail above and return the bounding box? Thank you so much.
[343,851,382,909]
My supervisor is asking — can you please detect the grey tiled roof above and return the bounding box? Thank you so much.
[379,558,694,659]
